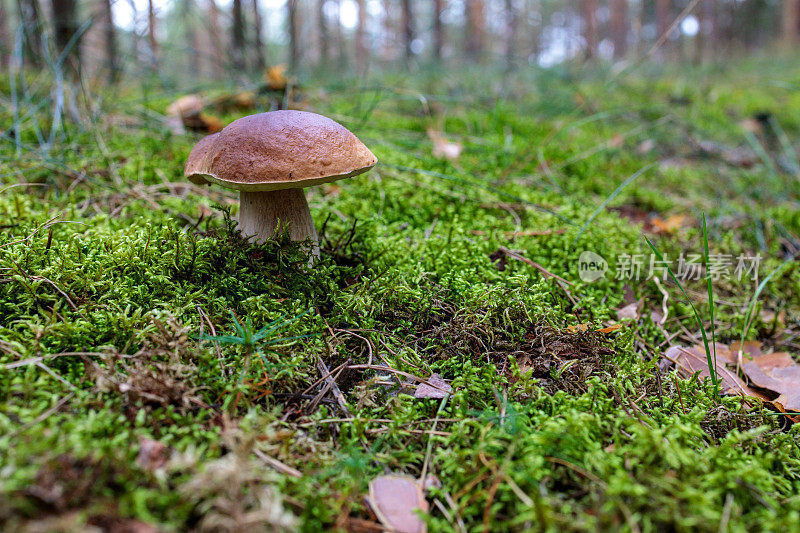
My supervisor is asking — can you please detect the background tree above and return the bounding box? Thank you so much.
[0,0,9,68]
[52,0,80,76]
[656,0,672,55]
[464,0,485,61]
[17,0,44,66]
[100,0,119,80]
[505,0,517,65]
[251,0,266,70]
[783,0,800,46]
[356,0,367,70]
[611,0,628,59]
[583,0,598,60]
[317,0,329,66]
[433,0,445,60]
[401,0,413,62]
[206,0,225,76]
[288,0,299,71]
[231,0,245,70]
[148,0,159,71]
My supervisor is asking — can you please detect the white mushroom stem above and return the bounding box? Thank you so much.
[238,189,318,247]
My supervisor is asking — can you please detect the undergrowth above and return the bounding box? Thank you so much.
[2,57,800,531]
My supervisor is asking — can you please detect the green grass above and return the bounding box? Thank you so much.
[2,56,800,531]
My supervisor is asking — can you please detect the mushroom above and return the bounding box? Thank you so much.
[184,110,377,251]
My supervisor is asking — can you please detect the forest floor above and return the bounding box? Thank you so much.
[2,56,800,532]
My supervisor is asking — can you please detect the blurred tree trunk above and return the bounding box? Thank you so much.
[656,0,671,45]
[0,0,9,67]
[356,0,367,69]
[708,0,719,53]
[317,0,328,65]
[464,0,484,61]
[288,0,298,71]
[583,0,598,60]
[232,0,245,70]
[433,0,444,60]
[52,0,80,76]
[251,0,266,71]
[401,0,413,62]
[529,0,541,63]
[148,0,159,71]
[783,0,800,46]
[207,0,224,76]
[694,0,705,63]
[381,0,395,61]
[17,0,44,66]
[100,0,119,81]
[334,0,345,69]
[610,0,627,59]
[180,0,200,74]
[505,0,517,65]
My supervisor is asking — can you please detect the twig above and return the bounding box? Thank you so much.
[3,351,117,370]
[316,356,351,417]
[11,392,75,438]
[470,229,566,237]
[497,246,572,286]
[253,448,302,478]
[420,394,450,482]
[197,306,227,378]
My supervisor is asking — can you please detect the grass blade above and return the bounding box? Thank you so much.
[644,231,719,394]
[575,163,653,245]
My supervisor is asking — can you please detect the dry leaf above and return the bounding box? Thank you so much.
[266,64,288,90]
[664,344,762,398]
[664,342,800,421]
[617,302,640,320]
[367,475,428,533]
[427,128,462,162]
[651,214,688,234]
[415,373,452,399]
[567,324,589,333]
[566,323,621,334]
[136,438,170,471]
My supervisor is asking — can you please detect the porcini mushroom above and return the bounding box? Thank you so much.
[184,110,377,250]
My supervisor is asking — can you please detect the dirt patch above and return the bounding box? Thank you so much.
[83,318,208,414]
[380,294,616,395]
[23,455,128,513]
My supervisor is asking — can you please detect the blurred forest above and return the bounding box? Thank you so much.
[2,0,797,84]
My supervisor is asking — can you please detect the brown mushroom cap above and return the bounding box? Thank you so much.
[185,133,219,176]
[184,110,377,192]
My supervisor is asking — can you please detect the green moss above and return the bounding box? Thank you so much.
[2,59,800,531]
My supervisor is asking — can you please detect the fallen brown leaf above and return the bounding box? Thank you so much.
[664,341,800,422]
[415,373,452,399]
[596,324,623,334]
[617,302,640,320]
[650,214,688,234]
[367,475,428,533]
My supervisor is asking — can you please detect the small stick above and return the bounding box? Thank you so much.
[316,356,351,417]
[11,392,75,438]
[497,246,573,286]
[253,448,302,478]
[470,229,566,237]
